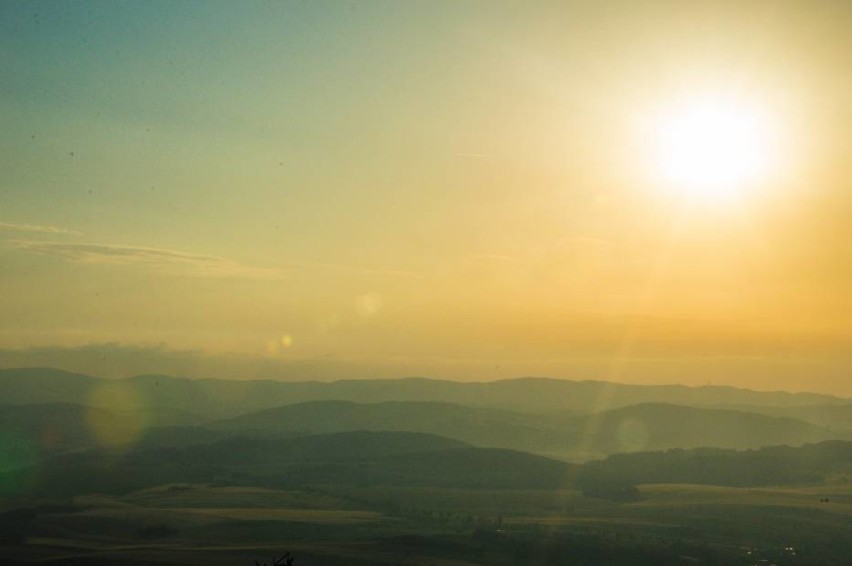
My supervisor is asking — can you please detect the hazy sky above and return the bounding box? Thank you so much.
[2,1,850,394]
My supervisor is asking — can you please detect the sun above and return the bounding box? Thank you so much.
[653,96,775,202]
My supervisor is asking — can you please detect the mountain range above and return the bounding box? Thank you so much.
[1,367,849,462]
[1,366,851,502]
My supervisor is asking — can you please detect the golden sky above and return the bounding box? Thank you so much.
[1,1,850,394]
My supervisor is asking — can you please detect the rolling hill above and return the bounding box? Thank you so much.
[578,440,852,489]
[573,402,845,453]
[210,399,847,458]
[18,431,576,496]
[1,368,846,421]
[210,400,572,455]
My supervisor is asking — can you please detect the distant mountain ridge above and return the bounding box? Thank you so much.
[209,399,563,453]
[0,367,846,421]
[210,399,846,458]
[579,440,852,488]
[702,402,852,433]
[11,429,850,498]
[25,430,577,495]
[155,430,471,466]
[575,402,842,453]
[4,398,843,462]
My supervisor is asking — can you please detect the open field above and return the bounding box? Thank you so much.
[2,481,850,565]
[1,374,849,564]
[120,485,356,510]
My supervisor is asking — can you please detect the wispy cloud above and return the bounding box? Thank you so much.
[0,222,81,235]
[7,240,418,282]
[8,240,282,280]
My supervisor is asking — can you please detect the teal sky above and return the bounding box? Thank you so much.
[2,1,851,394]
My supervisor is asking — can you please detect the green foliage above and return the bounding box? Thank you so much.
[579,441,852,488]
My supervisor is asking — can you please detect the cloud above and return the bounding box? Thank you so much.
[7,240,417,282]
[0,222,81,235]
[8,240,282,280]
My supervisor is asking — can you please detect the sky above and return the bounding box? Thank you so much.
[1,1,850,395]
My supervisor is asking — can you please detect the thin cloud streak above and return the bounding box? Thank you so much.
[0,222,81,235]
[8,240,283,280]
[8,240,420,281]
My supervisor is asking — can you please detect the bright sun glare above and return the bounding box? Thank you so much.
[655,96,775,201]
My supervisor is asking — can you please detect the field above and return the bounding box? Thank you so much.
[2,480,850,565]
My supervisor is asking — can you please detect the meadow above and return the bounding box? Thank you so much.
[3,480,850,565]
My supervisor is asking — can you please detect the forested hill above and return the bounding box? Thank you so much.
[0,367,846,419]
[578,440,852,490]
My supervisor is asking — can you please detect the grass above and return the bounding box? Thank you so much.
[121,484,351,509]
[169,507,382,523]
[4,481,851,565]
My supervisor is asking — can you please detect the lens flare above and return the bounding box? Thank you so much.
[86,382,147,451]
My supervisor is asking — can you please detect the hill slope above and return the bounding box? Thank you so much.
[578,440,852,489]
[211,399,846,458]
[20,431,575,495]
[574,402,845,453]
[1,368,846,421]
[211,400,571,455]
